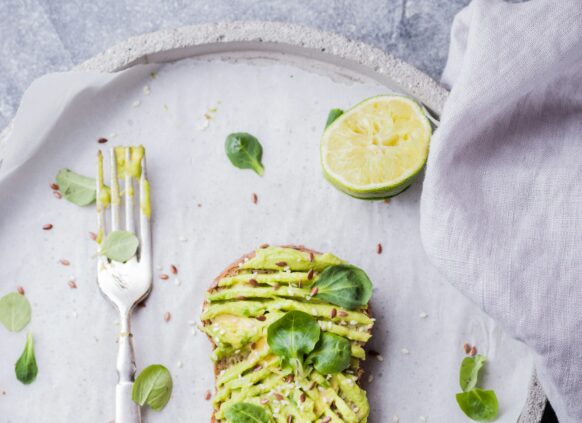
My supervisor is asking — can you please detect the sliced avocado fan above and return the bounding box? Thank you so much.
[201,246,375,423]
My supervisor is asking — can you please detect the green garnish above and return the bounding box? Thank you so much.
[307,332,351,374]
[0,292,32,332]
[456,354,499,421]
[225,132,264,176]
[132,364,173,411]
[456,389,499,422]
[267,310,320,371]
[15,332,38,384]
[224,402,271,423]
[325,108,344,129]
[313,264,373,310]
[55,169,96,206]
[100,230,139,263]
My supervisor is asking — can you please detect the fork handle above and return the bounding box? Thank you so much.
[116,314,141,423]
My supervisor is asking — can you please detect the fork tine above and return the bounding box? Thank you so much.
[96,150,106,254]
[139,153,151,265]
[124,147,135,233]
[110,148,120,231]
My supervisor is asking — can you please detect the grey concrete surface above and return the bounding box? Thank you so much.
[0,0,469,131]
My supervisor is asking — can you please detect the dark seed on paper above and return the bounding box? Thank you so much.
[377,243,383,254]
[469,346,478,357]
[17,286,25,295]
[276,261,287,267]
[256,315,267,321]
[43,224,53,230]
[159,274,169,280]
[204,390,212,401]
[53,191,62,199]
[68,280,77,289]
[50,183,59,190]
[248,278,258,287]
[163,312,171,322]
[98,137,108,144]
[260,243,269,249]
[299,392,306,403]
[252,193,258,204]
[170,264,178,275]
[60,259,70,266]
[274,393,284,401]
[463,343,472,355]
[330,308,337,318]
[307,269,314,280]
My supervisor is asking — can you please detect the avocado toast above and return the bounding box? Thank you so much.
[200,245,375,422]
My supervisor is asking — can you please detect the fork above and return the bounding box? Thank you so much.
[96,147,152,423]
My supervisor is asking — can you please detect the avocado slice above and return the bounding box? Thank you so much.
[202,246,374,422]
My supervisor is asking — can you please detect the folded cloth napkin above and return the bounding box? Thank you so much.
[420,0,582,421]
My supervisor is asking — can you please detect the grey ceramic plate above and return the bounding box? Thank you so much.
[0,21,546,422]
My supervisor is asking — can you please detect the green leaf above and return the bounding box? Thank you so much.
[306,332,351,374]
[460,355,487,392]
[325,108,344,129]
[0,292,31,332]
[224,402,272,423]
[56,169,96,206]
[100,230,139,263]
[15,333,38,384]
[313,265,373,310]
[267,311,320,367]
[456,389,499,421]
[225,133,264,176]
[132,364,173,411]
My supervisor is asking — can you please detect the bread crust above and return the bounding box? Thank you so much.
[202,245,372,423]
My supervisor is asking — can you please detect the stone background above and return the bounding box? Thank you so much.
[0,0,470,131]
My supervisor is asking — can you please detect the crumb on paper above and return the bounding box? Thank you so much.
[419,312,428,319]
[143,85,151,95]
[132,100,141,108]
[400,348,410,355]
[197,104,219,130]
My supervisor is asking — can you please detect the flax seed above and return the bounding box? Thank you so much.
[17,286,25,295]
[204,390,212,401]
[68,280,77,289]
[273,283,281,290]
[97,137,108,144]
[274,393,284,401]
[256,315,267,321]
[50,183,59,190]
[235,295,247,301]
[53,191,62,199]
[89,232,97,241]
[60,259,70,266]
[43,224,53,230]
[299,392,306,403]
[287,416,293,423]
[338,310,349,317]
[260,398,269,404]
[260,243,269,249]
[163,312,171,322]
[170,264,178,275]
[307,269,314,280]
[285,374,294,383]
[376,243,383,254]
[463,343,472,355]
[310,287,318,296]
[469,346,478,357]
[248,278,258,287]
[159,274,169,280]
[309,252,314,262]
[330,308,337,318]
[252,193,258,204]
[276,261,287,267]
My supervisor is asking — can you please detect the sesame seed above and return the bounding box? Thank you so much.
[68,279,77,289]
[204,390,212,400]
[401,348,410,355]
[159,274,169,280]
[59,259,70,266]
[143,85,151,95]
[174,278,181,286]
[252,193,258,204]
[376,354,385,361]
[43,224,53,230]
[419,312,428,319]
[179,235,188,242]
[338,310,349,317]
[132,100,141,108]
[163,312,171,322]
[256,315,267,321]
[260,243,269,249]
[274,393,284,401]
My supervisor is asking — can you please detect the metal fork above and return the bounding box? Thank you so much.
[96,147,152,423]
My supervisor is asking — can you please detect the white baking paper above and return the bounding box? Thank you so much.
[0,52,533,422]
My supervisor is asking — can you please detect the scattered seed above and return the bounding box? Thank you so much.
[68,279,77,289]
[260,243,269,249]
[322,417,332,423]
[260,398,269,405]
[275,261,287,267]
[273,283,281,290]
[252,193,258,204]
[273,393,284,401]
[307,381,316,391]
[256,315,267,321]
[401,348,410,355]
[285,374,294,383]
[469,346,478,357]
[97,137,108,144]
[43,224,53,230]
[137,301,146,308]
[204,390,212,401]
[299,392,306,403]
[376,243,383,254]
[309,252,315,262]
[307,269,314,280]
[310,287,318,297]
[253,365,263,372]
[16,286,25,295]
[248,278,258,287]
[159,274,169,280]
[50,183,59,190]
[59,259,70,266]
[235,295,247,301]
[338,310,349,317]
[419,312,428,319]
[384,198,391,204]
[170,264,178,275]
[163,312,171,322]
[89,232,97,241]
[463,343,472,355]
[330,308,337,318]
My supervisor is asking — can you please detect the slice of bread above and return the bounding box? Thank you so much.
[201,245,374,422]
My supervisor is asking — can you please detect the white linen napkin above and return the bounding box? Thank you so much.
[420,0,582,422]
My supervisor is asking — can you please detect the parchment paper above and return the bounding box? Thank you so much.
[0,52,533,422]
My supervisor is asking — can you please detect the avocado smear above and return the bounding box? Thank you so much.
[201,246,374,422]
